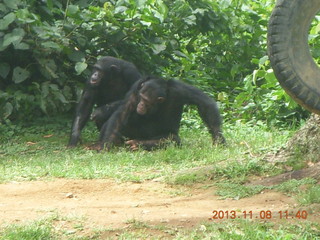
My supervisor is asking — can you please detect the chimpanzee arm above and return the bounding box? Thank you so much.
[172,81,226,144]
[97,82,141,150]
[97,103,131,150]
[68,89,95,147]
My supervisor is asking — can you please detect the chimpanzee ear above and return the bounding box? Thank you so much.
[157,97,166,103]
[110,65,120,73]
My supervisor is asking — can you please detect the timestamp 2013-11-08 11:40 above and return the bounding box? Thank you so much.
[210,210,308,220]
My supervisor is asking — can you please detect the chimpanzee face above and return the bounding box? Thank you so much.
[89,65,104,86]
[136,80,166,115]
[89,63,120,87]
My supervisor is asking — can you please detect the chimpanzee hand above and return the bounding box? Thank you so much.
[125,140,140,151]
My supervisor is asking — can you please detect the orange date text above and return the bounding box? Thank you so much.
[210,210,308,220]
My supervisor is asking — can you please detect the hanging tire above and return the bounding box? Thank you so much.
[268,0,320,115]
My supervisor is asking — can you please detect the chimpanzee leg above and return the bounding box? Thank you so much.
[68,90,95,147]
[94,116,125,150]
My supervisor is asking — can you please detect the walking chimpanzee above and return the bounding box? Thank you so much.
[93,76,226,150]
[68,56,141,147]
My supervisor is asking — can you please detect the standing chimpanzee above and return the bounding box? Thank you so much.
[68,56,142,147]
[94,76,226,150]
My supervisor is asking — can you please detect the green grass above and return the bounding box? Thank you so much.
[0,221,54,240]
[1,217,319,240]
[1,118,320,239]
[298,185,320,205]
[89,220,320,239]
[181,220,320,240]
[215,182,266,200]
[0,120,290,184]
[275,178,317,194]
[0,214,96,240]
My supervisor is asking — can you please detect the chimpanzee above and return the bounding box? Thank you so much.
[90,101,121,130]
[68,56,142,147]
[94,76,226,150]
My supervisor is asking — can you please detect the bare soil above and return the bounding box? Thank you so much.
[1,178,318,234]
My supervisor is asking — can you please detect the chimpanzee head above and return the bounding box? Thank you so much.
[136,77,167,115]
[88,57,121,87]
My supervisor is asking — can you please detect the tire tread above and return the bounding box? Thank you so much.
[268,0,320,114]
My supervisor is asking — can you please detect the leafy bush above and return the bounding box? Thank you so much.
[0,0,83,120]
[0,0,309,126]
[228,56,309,126]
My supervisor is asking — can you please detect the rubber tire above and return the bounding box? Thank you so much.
[268,0,320,115]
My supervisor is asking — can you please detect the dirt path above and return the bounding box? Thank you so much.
[0,179,315,229]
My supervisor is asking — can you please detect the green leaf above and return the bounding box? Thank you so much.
[41,82,50,98]
[193,8,207,16]
[140,21,152,27]
[231,65,239,78]
[67,5,79,16]
[49,84,59,91]
[219,0,232,9]
[68,50,86,62]
[3,34,21,48]
[46,0,53,10]
[76,37,87,47]
[16,9,37,24]
[44,59,58,78]
[4,0,19,9]
[218,92,228,102]
[41,41,61,50]
[40,98,47,114]
[173,51,188,58]
[75,62,88,75]
[157,0,168,18]
[0,63,10,79]
[259,56,269,65]
[0,3,7,12]
[4,102,13,118]
[152,43,166,54]
[54,91,68,104]
[14,42,30,50]
[152,10,164,23]
[136,0,147,8]
[184,15,196,25]
[114,6,127,14]
[252,70,265,85]
[251,58,260,65]
[0,13,16,30]
[265,69,277,84]
[12,67,30,83]
[316,23,320,34]
[2,28,25,48]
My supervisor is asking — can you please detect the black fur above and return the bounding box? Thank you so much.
[97,76,225,150]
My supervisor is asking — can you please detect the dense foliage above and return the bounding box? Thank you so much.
[0,0,310,126]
